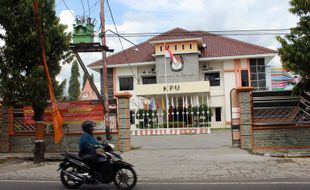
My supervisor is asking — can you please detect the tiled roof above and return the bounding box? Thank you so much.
[88,27,277,68]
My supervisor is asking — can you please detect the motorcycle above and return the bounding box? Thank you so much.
[57,141,137,190]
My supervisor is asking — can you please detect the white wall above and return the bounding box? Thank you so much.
[115,66,143,111]
[223,60,237,128]
[115,67,138,95]
[265,64,272,91]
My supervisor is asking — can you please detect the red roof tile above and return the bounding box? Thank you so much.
[88,27,277,68]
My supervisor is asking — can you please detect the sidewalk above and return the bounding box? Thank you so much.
[1,130,310,182]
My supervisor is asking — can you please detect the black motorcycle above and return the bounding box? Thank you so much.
[58,142,137,190]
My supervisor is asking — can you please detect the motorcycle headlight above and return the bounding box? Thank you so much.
[108,143,115,150]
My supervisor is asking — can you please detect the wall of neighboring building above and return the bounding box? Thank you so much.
[137,65,156,84]
[205,61,226,127]
[114,66,141,111]
[115,66,138,95]
[223,59,236,127]
[265,65,272,91]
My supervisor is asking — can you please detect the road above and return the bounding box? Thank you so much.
[2,130,310,184]
[1,180,310,190]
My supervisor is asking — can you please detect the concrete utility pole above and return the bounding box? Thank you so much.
[100,0,111,140]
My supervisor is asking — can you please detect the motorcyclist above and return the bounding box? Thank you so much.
[79,120,106,165]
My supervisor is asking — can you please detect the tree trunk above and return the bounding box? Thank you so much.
[34,121,46,163]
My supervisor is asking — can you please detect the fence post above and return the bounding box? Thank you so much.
[115,93,132,152]
[1,105,12,152]
[237,87,253,150]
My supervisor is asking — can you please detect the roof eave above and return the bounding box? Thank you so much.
[199,53,277,62]
[88,61,156,72]
[149,38,203,46]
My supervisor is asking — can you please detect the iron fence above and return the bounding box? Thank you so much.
[252,91,310,126]
[133,105,212,129]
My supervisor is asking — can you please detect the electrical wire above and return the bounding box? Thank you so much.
[100,29,290,38]
[87,0,91,18]
[102,33,289,38]
[89,0,100,16]
[61,0,75,18]
[105,0,139,82]
[80,0,85,17]
[106,0,147,107]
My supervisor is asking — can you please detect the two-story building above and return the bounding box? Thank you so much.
[88,28,277,133]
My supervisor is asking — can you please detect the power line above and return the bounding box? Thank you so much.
[106,0,139,82]
[102,33,289,38]
[87,0,91,17]
[61,0,75,18]
[80,0,85,17]
[89,0,100,16]
[99,29,290,38]
[105,0,146,107]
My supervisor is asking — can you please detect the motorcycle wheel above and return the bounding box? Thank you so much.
[114,165,137,190]
[60,165,83,189]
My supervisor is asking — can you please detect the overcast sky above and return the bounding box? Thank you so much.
[55,0,298,90]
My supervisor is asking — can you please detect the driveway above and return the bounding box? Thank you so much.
[131,129,231,150]
[123,129,310,182]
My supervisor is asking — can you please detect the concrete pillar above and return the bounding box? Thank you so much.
[238,88,253,150]
[1,105,11,152]
[115,93,132,152]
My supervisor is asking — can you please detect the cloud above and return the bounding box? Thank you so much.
[117,0,206,12]
[120,0,298,67]
[59,10,75,34]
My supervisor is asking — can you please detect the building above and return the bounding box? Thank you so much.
[271,67,296,91]
[80,79,98,100]
[88,28,277,131]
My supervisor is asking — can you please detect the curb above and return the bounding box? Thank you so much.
[251,151,310,158]
[0,154,63,162]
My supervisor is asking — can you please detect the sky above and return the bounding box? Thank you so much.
[55,0,298,91]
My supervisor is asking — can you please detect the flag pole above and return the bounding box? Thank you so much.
[164,42,169,131]
[172,97,174,129]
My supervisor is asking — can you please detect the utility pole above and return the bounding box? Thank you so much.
[100,0,111,140]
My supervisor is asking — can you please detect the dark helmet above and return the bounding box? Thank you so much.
[82,120,97,134]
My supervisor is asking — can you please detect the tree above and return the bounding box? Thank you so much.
[68,60,81,100]
[0,0,71,162]
[83,72,87,88]
[276,0,310,93]
[56,79,67,100]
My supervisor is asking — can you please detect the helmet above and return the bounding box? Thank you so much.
[81,120,97,134]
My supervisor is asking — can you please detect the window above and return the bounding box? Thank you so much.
[215,107,221,122]
[250,58,266,91]
[241,70,249,87]
[142,76,156,84]
[160,46,163,52]
[182,44,185,50]
[130,110,135,124]
[205,72,220,86]
[189,44,192,49]
[107,68,114,99]
[175,45,177,50]
[119,76,133,91]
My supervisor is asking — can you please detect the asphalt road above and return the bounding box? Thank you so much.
[1,180,310,190]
